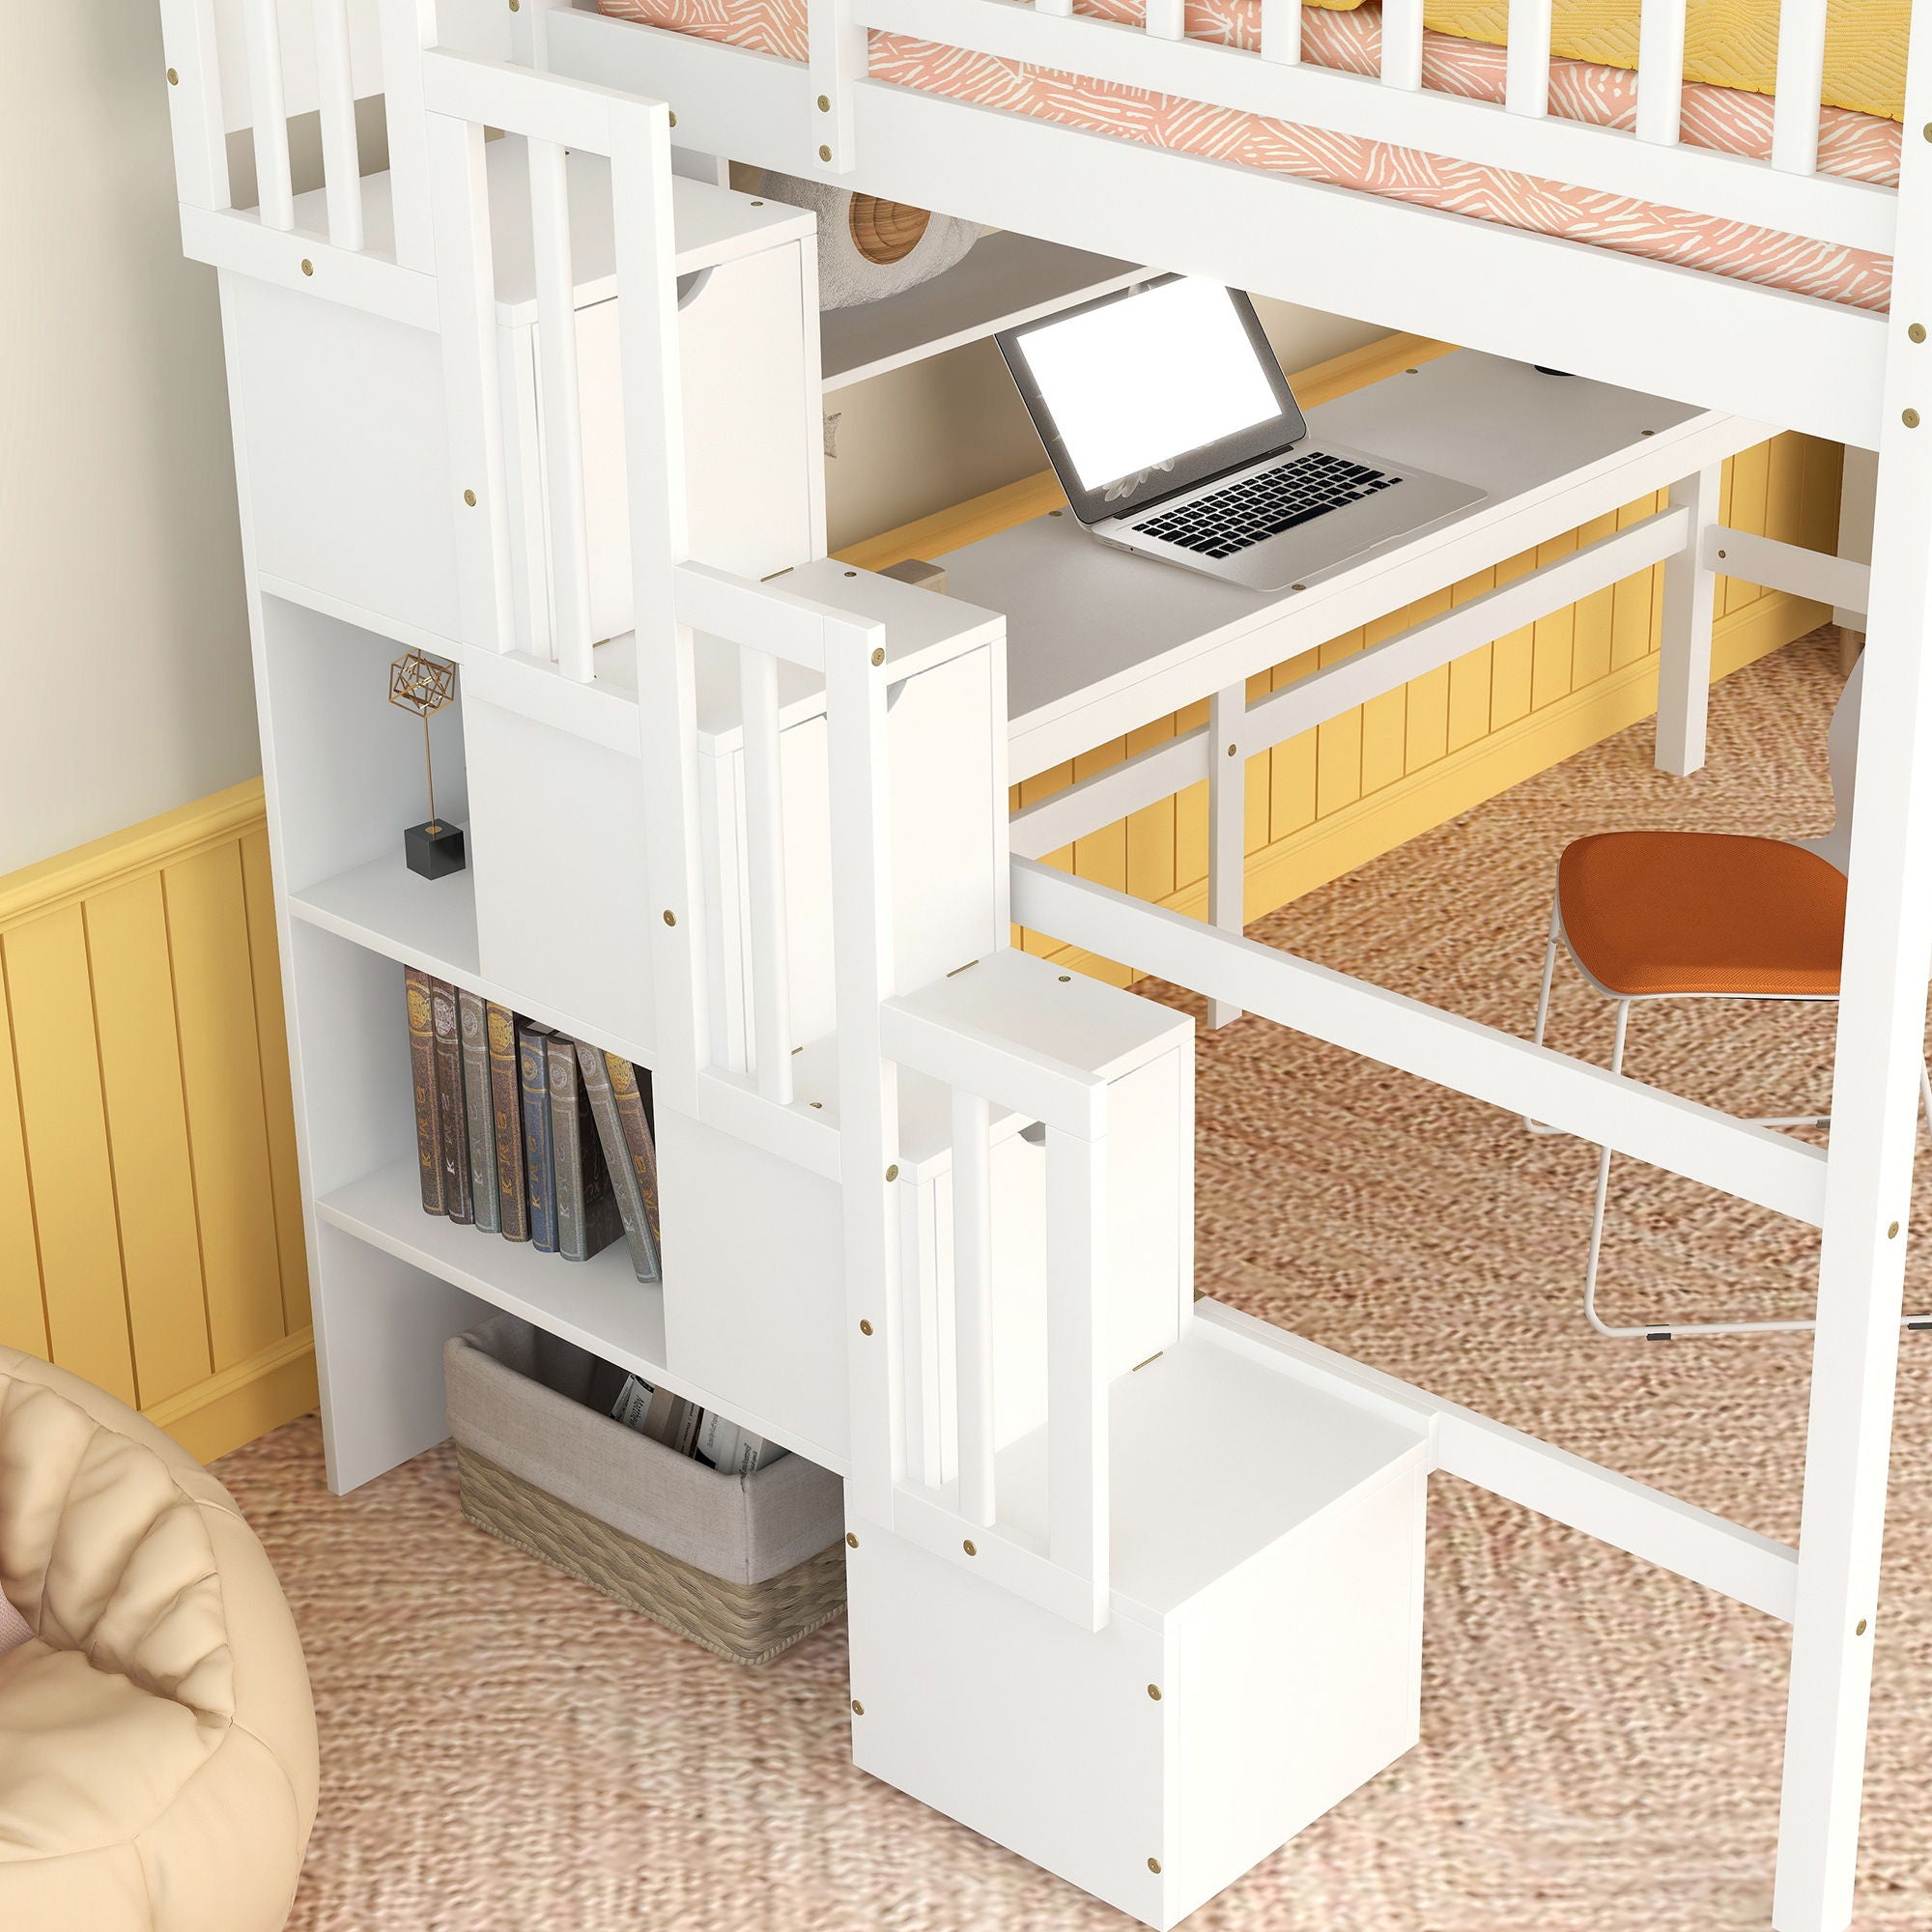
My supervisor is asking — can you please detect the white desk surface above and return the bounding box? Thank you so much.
[933,351,1771,781]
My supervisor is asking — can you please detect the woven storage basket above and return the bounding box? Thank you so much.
[445,1316,846,1665]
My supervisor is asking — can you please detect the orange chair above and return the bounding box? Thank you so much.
[1530,656,1932,1339]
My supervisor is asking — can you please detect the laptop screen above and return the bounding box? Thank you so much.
[997,277,1308,525]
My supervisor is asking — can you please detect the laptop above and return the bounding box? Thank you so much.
[996,275,1486,593]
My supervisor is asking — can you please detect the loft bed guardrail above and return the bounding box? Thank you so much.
[159,0,1907,442]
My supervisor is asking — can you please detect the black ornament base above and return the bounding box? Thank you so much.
[405,819,467,879]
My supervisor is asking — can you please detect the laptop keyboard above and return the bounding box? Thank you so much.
[1131,450,1400,558]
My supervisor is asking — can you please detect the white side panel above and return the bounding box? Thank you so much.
[564,242,817,641]
[709,646,1003,1056]
[913,1046,1187,1473]
[846,1521,1173,1928]
[226,276,459,639]
[463,697,658,1051]
[659,1107,849,1464]
[1168,1468,1426,1919]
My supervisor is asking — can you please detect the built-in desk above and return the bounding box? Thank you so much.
[937,351,1775,838]
[931,348,1813,1024]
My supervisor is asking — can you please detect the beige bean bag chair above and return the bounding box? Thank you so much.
[0,1348,318,1931]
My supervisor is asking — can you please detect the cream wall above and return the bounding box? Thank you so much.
[2,3,260,876]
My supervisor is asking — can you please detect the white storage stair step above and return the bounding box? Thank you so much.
[226,144,817,650]
[847,1321,1432,1931]
[661,949,1194,1472]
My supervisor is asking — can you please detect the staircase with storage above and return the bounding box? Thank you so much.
[164,9,1437,1923]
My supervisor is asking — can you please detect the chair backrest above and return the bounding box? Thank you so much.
[1807,652,1865,875]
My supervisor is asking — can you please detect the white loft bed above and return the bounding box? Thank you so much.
[153,0,1932,1925]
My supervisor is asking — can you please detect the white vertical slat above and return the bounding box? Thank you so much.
[1504,0,1552,117]
[1259,0,1303,65]
[1771,0,1829,176]
[809,0,867,174]
[426,112,516,654]
[825,614,905,1528]
[241,0,295,229]
[1034,0,1075,15]
[1634,0,1688,144]
[311,0,364,249]
[951,1089,997,1523]
[740,646,796,1104]
[611,97,706,1116]
[1145,0,1186,41]
[1206,683,1245,1029]
[156,0,232,211]
[1654,466,1720,775]
[1046,1123,1109,1629]
[1379,0,1425,90]
[1773,28,1932,1923]
[381,0,439,270]
[527,137,595,678]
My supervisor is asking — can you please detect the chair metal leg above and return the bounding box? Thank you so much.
[1522,890,1564,1135]
[1581,1011,1932,1340]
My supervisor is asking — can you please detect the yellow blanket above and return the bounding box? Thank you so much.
[1304,0,1905,124]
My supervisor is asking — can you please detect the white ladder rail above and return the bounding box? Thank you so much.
[1772,17,1932,1923]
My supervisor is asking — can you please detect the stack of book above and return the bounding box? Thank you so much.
[585,1359,787,1476]
[404,967,662,1280]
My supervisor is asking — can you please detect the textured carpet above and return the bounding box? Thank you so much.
[218,632,1932,1931]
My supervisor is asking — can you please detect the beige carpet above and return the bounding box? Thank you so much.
[219,632,1932,1931]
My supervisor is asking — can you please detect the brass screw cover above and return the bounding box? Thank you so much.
[818,94,831,111]
[1148,1858,1162,1874]
[871,647,885,667]
[1147,1684,1162,1700]
[668,110,677,127]
[1889,1220,1901,1238]
[846,1531,859,1548]
[1913,324,1929,344]
[1857,1618,1870,1635]
[663,909,677,926]
[819,144,833,161]
[859,1319,874,1336]
[463,488,477,507]
[1906,410,1923,429]
[886,1163,899,1181]
[167,67,180,84]
[962,1540,978,1556]
[851,1699,865,1715]
[300,259,315,276]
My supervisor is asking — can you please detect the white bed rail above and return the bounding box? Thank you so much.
[880,998,1115,1631]
[157,0,444,270]
[844,0,1893,257]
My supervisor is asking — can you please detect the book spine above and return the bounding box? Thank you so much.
[458,988,499,1235]
[405,967,443,1215]
[519,1023,556,1254]
[576,1043,652,1279]
[695,1408,742,1473]
[548,1034,587,1262]
[488,1003,528,1241]
[430,979,472,1226]
[604,1055,663,1280]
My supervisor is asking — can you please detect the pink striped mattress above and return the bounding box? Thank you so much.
[598,0,1898,309]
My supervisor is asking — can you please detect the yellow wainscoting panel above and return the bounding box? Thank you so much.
[841,333,1842,987]
[0,779,316,1463]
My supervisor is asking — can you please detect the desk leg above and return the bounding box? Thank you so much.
[1208,684,1245,1029]
[1655,465,1721,776]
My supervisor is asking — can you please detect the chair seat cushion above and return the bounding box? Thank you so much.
[1557,831,1847,998]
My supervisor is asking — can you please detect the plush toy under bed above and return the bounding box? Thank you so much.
[755,171,980,308]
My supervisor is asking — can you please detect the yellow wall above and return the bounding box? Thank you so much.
[0,336,1838,1466]
[0,781,315,1463]
[842,333,1842,985]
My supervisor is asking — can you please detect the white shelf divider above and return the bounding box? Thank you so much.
[818,231,1146,390]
